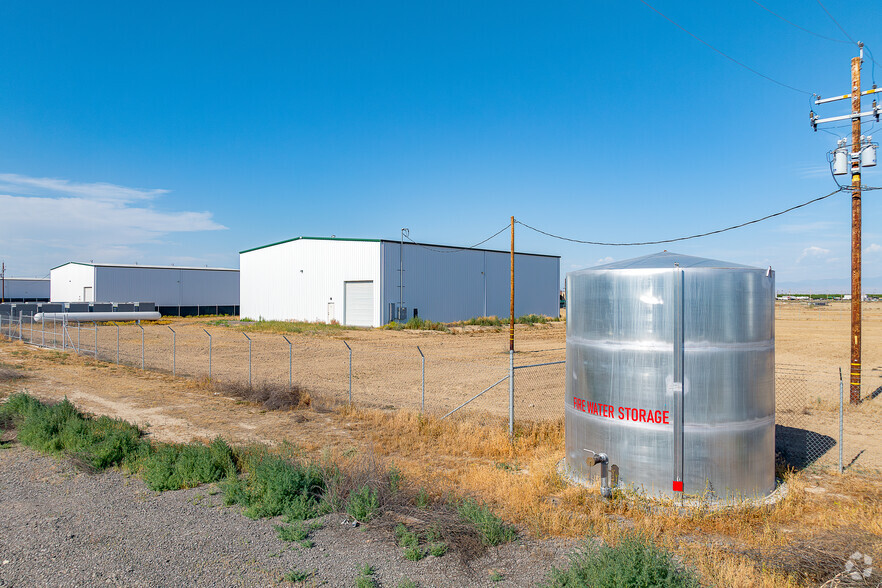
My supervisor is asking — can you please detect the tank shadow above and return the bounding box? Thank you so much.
[775,424,836,469]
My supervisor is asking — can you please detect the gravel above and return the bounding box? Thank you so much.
[0,445,576,587]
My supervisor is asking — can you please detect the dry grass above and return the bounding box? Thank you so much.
[335,405,882,587]
[0,363,25,382]
[188,377,318,411]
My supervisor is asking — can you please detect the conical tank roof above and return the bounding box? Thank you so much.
[583,251,757,271]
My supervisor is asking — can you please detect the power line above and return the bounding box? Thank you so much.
[637,0,813,95]
[515,187,846,246]
[815,0,857,45]
[750,0,850,44]
[403,223,511,253]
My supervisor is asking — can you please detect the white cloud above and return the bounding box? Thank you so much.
[797,246,830,263]
[865,243,882,254]
[0,173,168,202]
[0,173,225,275]
[595,256,614,265]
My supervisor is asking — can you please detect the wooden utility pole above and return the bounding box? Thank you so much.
[810,43,879,405]
[509,216,515,352]
[850,54,862,405]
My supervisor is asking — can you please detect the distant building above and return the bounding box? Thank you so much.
[0,278,49,302]
[50,262,239,316]
[239,237,560,327]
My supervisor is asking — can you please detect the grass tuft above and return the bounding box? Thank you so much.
[346,485,380,522]
[456,498,517,546]
[140,438,236,491]
[223,453,326,520]
[0,393,144,470]
[383,316,449,332]
[542,533,700,588]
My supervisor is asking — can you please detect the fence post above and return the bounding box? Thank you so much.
[113,322,119,364]
[203,328,212,381]
[168,326,176,376]
[509,350,514,437]
[137,322,144,369]
[94,321,98,358]
[417,346,425,412]
[18,314,22,341]
[41,315,44,347]
[243,332,252,388]
[839,368,844,474]
[62,317,66,351]
[283,336,292,389]
[77,320,81,352]
[343,340,352,405]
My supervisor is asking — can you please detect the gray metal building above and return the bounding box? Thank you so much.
[240,236,560,327]
[50,262,239,316]
[1,278,50,302]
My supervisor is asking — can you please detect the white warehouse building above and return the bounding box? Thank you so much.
[239,237,560,327]
[50,262,240,316]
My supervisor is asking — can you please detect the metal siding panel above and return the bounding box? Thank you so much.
[381,244,559,322]
[93,266,239,306]
[3,279,50,300]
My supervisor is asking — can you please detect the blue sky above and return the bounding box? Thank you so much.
[1,1,881,291]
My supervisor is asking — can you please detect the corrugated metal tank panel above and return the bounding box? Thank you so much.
[3,279,50,300]
[381,243,559,323]
[95,267,239,306]
[240,240,381,325]
[565,252,775,499]
[50,264,95,302]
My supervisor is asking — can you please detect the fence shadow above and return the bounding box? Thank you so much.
[775,424,836,469]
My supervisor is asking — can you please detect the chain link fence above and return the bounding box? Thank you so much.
[1,311,880,471]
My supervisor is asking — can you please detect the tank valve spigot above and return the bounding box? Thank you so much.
[583,449,612,498]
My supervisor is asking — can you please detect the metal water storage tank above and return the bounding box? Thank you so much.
[565,251,775,499]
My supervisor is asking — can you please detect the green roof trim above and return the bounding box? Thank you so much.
[49,261,95,271]
[239,236,381,254]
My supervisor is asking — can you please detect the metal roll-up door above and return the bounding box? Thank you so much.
[344,281,373,326]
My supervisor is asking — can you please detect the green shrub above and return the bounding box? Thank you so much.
[1,393,143,470]
[415,488,431,509]
[140,438,236,491]
[346,485,379,522]
[275,522,309,542]
[396,526,419,549]
[404,546,426,561]
[516,314,548,325]
[542,533,700,588]
[397,578,418,588]
[383,317,448,332]
[223,454,326,520]
[429,542,448,557]
[457,498,517,546]
[460,316,504,326]
[282,568,312,582]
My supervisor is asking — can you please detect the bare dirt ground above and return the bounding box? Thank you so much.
[5,302,882,468]
[1,302,882,586]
